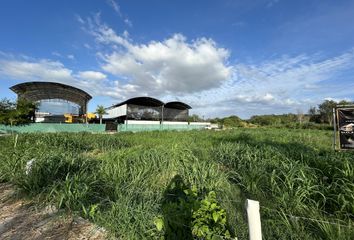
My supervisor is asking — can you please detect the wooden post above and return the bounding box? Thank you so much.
[246,199,262,240]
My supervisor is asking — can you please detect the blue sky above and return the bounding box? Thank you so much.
[1,0,354,118]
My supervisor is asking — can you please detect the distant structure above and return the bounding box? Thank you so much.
[10,81,92,122]
[9,81,210,131]
[164,101,192,121]
[104,97,192,123]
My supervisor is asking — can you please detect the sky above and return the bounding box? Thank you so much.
[0,0,354,119]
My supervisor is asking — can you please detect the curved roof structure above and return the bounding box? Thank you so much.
[111,96,164,108]
[109,97,192,110]
[10,81,92,114]
[164,101,192,110]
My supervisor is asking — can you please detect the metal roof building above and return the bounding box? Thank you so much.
[104,97,191,122]
[164,101,191,121]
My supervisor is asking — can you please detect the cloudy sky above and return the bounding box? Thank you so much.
[1,0,354,118]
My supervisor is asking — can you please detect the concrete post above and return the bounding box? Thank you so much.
[246,199,262,240]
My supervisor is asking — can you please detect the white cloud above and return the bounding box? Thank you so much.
[85,18,232,96]
[232,51,354,99]
[107,0,121,16]
[75,14,85,24]
[124,18,133,27]
[84,43,92,49]
[67,54,75,60]
[51,51,62,57]
[2,13,354,118]
[107,0,133,27]
[0,59,73,83]
[1,49,353,118]
[181,50,354,118]
[0,57,111,98]
[76,17,354,118]
[77,71,107,80]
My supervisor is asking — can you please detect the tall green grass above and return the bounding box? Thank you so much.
[0,129,353,239]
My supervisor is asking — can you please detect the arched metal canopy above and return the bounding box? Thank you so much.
[10,81,92,114]
[111,96,164,108]
[109,98,192,110]
[164,101,192,110]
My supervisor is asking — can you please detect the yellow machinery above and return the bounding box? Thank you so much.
[86,112,97,120]
[64,113,96,123]
[64,113,74,123]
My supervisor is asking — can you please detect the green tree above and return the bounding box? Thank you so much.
[188,114,203,122]
[318,100,337,125]
[338,100,353,106]
[0,98,37,125]
[95,105,107,124]
[222,115,243,128]
[308,106,321,123]
[16,98,38,124]
[0,98,15,124]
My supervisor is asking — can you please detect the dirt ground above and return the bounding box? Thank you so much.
[0,183,107,240]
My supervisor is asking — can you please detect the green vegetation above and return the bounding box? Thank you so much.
[200,99,354,129]
[248,113,298,126]
[0,98,38,125]
[247,99,353,128]
[188,114,204,122]
[210,115,251,128]
[96,105,107,125]
[0,129,353,239]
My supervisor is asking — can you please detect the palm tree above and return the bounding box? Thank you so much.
[96,105,107,124]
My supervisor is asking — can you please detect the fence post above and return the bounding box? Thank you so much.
[246,199,262,240]
[333,108,337,150]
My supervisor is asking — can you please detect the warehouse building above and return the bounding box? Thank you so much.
[104,97,191,123]
[103,96,211,131]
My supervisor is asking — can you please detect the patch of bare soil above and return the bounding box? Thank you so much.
[0,183,107,240]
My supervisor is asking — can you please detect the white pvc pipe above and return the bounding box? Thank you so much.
[246,199,262,240]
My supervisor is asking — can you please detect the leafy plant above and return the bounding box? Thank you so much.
[192,191,231,239]
[154,178,232,240]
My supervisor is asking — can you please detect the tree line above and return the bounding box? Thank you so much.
[249,100,353,127]
[198,99,353,128]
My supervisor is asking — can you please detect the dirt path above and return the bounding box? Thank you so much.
[0,183,107,240]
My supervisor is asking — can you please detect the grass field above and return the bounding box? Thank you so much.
[0,128,353,239]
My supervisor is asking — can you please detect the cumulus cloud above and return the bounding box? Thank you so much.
[73,16,354,117]
[0,57,111,97]
[0,59,73,83]
[84,18,232,96]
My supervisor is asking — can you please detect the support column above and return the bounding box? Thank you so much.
[162,105,164,123]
